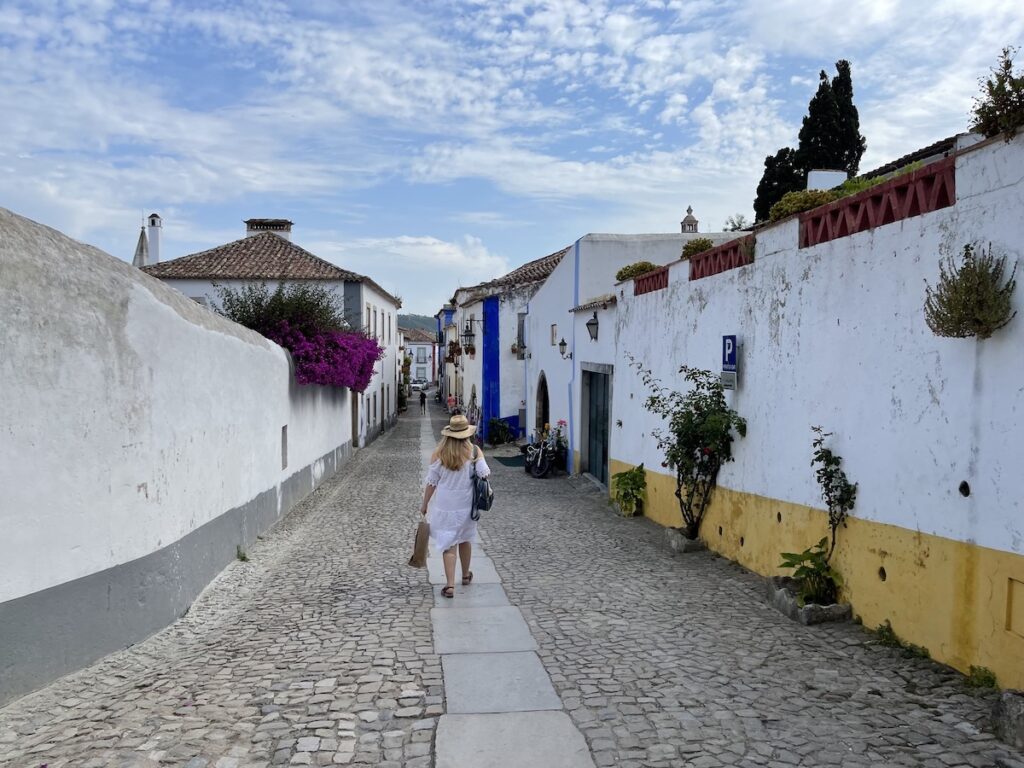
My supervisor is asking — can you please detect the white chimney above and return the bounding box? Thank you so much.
[807,170,848,191]
[245,218,293,241]
[146,213,162,264]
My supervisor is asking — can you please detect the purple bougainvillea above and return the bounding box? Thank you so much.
[267,321,384,391]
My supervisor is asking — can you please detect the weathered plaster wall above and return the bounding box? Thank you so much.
[0,209,353,704]
[611,135,1024,687]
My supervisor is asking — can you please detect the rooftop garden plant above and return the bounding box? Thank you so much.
[616,261,659,282]
[681,237,715,260]
[768,189,839,222]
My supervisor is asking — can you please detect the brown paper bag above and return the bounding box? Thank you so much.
[408,520,430,568]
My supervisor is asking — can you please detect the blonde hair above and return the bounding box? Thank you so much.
[436,435,472,471]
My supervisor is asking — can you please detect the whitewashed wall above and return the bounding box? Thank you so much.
[612,136,1024,555]
[0,209,354,702]
[358,282,400,444]
[526,233,732,449]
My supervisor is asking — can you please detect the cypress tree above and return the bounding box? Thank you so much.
[796,70,845,173]
[831,60,867,174]
[753,148,804,223]
[752,59,867,220]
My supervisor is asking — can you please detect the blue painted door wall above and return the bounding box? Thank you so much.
[481,297,500,441]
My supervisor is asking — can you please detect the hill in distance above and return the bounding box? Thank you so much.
[398,314,436,333]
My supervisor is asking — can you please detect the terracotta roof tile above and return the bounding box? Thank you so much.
[141,232,400,305]
[401,328,436,344]
[485,246,569,289]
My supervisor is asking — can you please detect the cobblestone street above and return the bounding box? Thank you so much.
[1,404,1022,767]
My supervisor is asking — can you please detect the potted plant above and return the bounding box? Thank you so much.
[611,464,646,517]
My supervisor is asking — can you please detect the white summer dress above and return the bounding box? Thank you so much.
[425,451,491,552]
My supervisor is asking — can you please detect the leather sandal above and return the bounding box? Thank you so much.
[440,586,455,599]
[462,571,473,586]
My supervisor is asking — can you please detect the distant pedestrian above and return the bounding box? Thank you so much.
[420,415,491,598]
[446,394,456,413]
[419,390,427,414]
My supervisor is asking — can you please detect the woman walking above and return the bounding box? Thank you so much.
[420,415,491,598]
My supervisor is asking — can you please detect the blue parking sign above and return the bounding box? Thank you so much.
[722,335,737,372]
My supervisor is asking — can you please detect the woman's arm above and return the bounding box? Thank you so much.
[420,484,436,516]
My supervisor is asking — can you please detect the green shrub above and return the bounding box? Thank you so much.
[925,243,1017,339]
[611,464,647,517]
[874,620,930,659]
[972,46,1024,140]
[616,261,659,282]
[681,237,715,260]
[630,362,746,540]
[966,666,998,689]
[216,281,347,336]
[768,189,839,222]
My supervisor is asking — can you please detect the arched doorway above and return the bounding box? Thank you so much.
[535,372,550,436]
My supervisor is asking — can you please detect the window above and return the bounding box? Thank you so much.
[416,366,427,380]
[550,324,558,345]
[372,393,377,423]
[373,309,378,339]
[365,303,371,332]
[416,347,427,363]
[517,312,526,360]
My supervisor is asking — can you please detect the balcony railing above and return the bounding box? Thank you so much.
[689,235,755,281]
[799,156,956,248]
[634,266,669,296]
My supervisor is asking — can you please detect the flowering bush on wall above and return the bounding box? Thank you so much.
[216,282,384,391]
[267,321,384,391]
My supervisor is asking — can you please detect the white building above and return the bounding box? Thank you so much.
[440,248,567,440]
[524,223,732,484]
[401,327,439,385]
[141,218,401,447]
[610,133,1024,688]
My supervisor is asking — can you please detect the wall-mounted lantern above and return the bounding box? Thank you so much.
[460,321,475,348]
[585,312,599,341]
[558,338,572,360]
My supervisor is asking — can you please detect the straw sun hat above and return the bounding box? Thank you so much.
[441,414,477,439]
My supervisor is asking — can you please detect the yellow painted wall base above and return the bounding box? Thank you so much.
[609,459,1024,689]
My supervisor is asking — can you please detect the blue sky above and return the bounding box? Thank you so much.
[1,0,1021,314]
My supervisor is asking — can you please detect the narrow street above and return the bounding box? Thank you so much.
[1,403,1019,768]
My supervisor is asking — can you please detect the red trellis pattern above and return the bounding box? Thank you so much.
[689,235,755,281]
[634,266,669,295]
[799,157,956,249]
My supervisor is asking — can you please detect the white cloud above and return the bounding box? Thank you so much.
[304,233,510,314]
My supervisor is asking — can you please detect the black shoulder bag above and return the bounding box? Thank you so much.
[470,445,494,521]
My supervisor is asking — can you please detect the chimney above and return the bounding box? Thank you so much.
[245,218,293,241]
[806,170,847,190]
[681,205,698,233]
[146,213,162,264]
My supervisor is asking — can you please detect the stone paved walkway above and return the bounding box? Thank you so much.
[1,402,1022,768]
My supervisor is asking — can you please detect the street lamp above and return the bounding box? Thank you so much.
[585,312,599,341]
[558,338,572,360]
